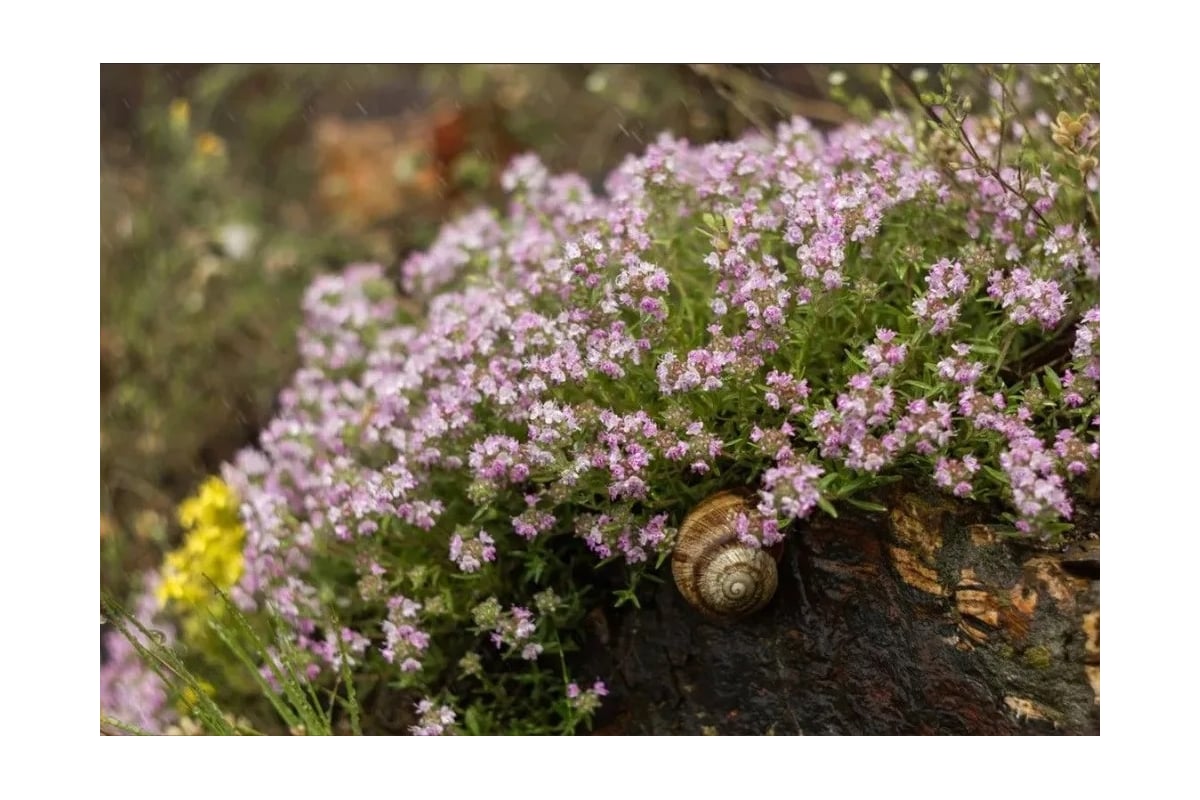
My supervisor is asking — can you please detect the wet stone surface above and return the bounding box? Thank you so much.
[592,497,1098,736]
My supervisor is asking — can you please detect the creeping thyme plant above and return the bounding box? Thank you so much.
[103,65,1099,735]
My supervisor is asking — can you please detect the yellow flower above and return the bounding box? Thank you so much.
[177,476,239,530]
[168,98,190,132]
[195,132,226,159]
[176,680,216,715]
[157,478,245,614]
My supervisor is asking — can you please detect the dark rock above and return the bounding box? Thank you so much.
[603,492,1099,735]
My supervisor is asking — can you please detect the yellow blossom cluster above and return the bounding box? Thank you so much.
[157,477,245,612]
[167,97,227,160]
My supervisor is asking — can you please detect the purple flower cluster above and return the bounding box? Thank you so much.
[449,528,497,573]
[1064,306,1100,408]
[937,344,986,386]
[381,595,429,672]
[759,456,824,530]
[100,573,177,733]
[987,267,1068,329]
[956,401,1098,532]
[934,455,981,497]
[575,510,674,562]
[914,259,970,333]
[409,699,457,736]
[473,597,543,661]
[311,628,370,672]
[566,680,609,715]
[813,359,899,473]
[955,119,1098,269]
[894,399,955,455]
[219,109,1099,688]
[763,371,809,415]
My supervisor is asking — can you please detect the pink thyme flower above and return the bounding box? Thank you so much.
[913,258,970,333]
[100,573,177,734]
[449,529,497,573]
[566,680,609,714]
[409,699,458,736]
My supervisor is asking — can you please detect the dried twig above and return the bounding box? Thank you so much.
[691,64,853,127]
[890,65,1053,234]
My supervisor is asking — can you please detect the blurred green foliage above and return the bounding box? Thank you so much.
[101,67,382,595]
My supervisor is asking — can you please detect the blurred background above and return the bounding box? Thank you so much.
[100,64,892,600]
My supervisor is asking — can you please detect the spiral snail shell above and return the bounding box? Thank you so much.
[671,491,780,620]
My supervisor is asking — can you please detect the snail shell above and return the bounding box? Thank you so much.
[672,491,779,620]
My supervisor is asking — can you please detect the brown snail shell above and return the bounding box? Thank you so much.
[672,491,779,620]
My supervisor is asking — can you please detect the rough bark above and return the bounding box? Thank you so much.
[590,485,1099,735]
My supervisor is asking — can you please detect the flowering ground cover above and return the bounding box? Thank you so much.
[101,64,1099,735]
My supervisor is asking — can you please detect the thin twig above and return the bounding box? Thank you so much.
[691,64,852,126]
[890,65,1053,234]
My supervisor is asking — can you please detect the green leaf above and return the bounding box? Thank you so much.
[983,465,1008,484]
[846,497,889,513]
[101,714,155,736]
[332,614,363,736]
[612,588,642,609]
[1044,367,1063,400]
[464,705,486,736]
[204,599,303,732]
[208,586,331,735]
[816,496,840,518]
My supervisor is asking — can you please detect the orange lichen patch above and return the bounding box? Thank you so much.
[1008,582,1038,617]
[967,524,997,546]
[1085,665,1100,706]
[958,567,983,587]
[948,583,1036,642]
[313,109,465,230]
[952,577,1036,642]
[959,620,989,644]
[955,589,1000,628]
[1004,696,1056,724]
[994,582,1037,641]
[1083,611,1100,662]
[429,106,469,171]
[888,495,945,564]
[887,495,956,598]
[314,116,406,226]
[1022,555,1090,612]
[810,556,879,581]
[889,545,946,596]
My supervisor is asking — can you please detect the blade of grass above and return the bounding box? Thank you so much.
[101,713,155,736]
[207,586,331,735]
[268,610,333,734]
[204,604,304,732]
[332,615,363,736]
[101,592,236,735]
